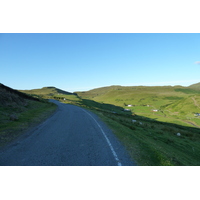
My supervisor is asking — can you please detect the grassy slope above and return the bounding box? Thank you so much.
[74,85,200,165]
[188,82,200,90]
[21,86,80,106]
[76,85,200,128]
[20,85,200,166]
[0,84,57,147]
[57,95,200,166]
[20,87,73,99]
[97,111,200,166]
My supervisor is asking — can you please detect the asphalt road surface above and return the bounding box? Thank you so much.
[0,100,136,166]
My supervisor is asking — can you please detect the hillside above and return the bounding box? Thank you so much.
[188,82,200,90]
[20,87,73,98]
[0,84,56,147]
[76,84,200,127]
[0,83,39,106]
[20,86,82,106]
[72,84,200,165]
[2,83,200,165]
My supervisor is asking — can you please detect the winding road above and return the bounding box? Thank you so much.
[0,100,135,166]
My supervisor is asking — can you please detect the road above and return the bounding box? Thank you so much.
[0,100,135,166]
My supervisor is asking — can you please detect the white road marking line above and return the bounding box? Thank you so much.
[82,109,122,166]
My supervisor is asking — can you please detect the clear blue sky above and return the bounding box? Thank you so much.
[1,33,200,92]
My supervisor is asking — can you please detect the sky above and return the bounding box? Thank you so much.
[1,33,200,92]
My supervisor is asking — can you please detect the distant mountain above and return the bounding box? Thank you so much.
[188,82,200,90]
[20,87,73,98]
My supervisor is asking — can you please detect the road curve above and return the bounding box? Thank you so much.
[0,100,136,166]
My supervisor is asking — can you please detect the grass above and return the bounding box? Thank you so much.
[20,86,73,99]
[76,85,200,128]
[58,95,200,166]
[0,84,79,147]
[0,100,57,147]
[96,111,200,166]
[20,85,200,165]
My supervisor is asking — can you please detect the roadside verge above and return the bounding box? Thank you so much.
[0,100,57,148]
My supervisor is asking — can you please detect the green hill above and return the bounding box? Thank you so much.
[2,83,200,165]
[20,86,73,98]
[0,83,40,106]
[18,83,200,166]
[188,82,200,90]
[0,84,56,147]
[76,85,200,127]
[74,84,200,166]
[21,86,81,105]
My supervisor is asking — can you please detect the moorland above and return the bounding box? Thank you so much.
[1,83,200,165]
